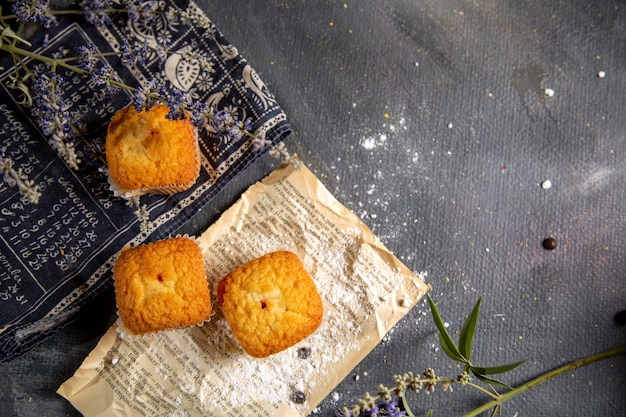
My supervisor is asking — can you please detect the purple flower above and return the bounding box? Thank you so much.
[164,88,190,119]
[120,40,149,67]
[131,79,165,112]
[11,0,57,28]
[364,404,381,416]
[153,41,171,64]
[31,72,81,169]
[80,0,112,27]
[336,400,406,417]
[206,107,253,143]
[91,64,120,96]
[381,401,405,417]
[31,73,71,136]
[189,101,210,128]
[126,0,161,25]
[76,43,100,72]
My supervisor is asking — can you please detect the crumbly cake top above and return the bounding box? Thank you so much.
[106,104,199,193]
[217,251,323,358]
[114,237,212,334]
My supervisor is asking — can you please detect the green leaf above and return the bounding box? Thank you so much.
[427,295,467,363]
[471,359,528,375]
[471,369,514,390]
[459,297,482,361]
[438,333,466,363]
[425,410,434,417]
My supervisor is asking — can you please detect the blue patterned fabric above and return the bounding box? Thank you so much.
[0,0,291,362]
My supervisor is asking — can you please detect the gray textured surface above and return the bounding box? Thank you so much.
[2,0,625,416]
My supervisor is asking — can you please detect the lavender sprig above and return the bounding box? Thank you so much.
[339,297,626,417]
[10,0,58,28]
[0,0,296,206]
[0,149,41,204]
[209,108,253,142]
[31,72,81,170]
[126,0,160,25]
[80,0,112,27]
[337,399,406,417]
[119,39,148,67]
[126,195,150,233]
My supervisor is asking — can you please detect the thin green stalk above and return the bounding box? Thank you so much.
[401,395,416,417]
[0,42,137,92]
[464,381,500,401]
[463,345,626,417]
[1,42,90,74]
[59,50,121,63]
[401,377,501,416]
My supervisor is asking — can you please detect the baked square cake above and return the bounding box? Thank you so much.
[114,237,212,335]
[105,104,200,196]
[217,251,323,358]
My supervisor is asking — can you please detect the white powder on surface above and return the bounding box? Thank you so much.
[194,227,385,412]
[199,305,363,411]
[148,163,430,415]
[359,117,407,151]
[361,134,387,150]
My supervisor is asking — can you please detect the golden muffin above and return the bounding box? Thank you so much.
[106,104,200,196]
[217,251,323,358]
[114,237,212,335]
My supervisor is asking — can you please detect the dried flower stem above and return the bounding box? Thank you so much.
[0,150,42,203]
[2,39,295,162]
[0,43,130,89]
[341,297,626,417]
[2,1,297,197]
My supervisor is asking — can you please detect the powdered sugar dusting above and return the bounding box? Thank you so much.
[95,163,427,416]
[197,241,372,411]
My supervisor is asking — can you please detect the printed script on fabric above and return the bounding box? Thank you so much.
[0,0,291,362]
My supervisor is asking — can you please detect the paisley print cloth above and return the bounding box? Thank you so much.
[0,0,291,362]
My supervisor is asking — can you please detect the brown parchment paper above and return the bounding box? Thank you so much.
[58,159,428,417]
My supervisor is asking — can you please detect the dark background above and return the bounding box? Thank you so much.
[2,0,625,416]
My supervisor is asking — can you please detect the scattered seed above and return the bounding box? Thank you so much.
[542,238,558,250]
[544,88,555,97]
[291,390,306,404]
[597,71,606,78]
[297,347,311,359]
[541,180,552,189]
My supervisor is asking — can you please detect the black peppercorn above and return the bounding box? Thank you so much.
[291,390,306,404]
[297,347,311,359]
[614,310,626,327]
[542,237,557,250]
